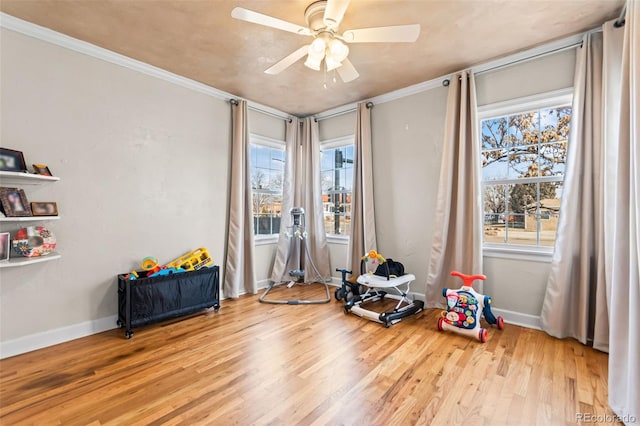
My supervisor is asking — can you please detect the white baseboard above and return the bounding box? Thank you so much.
[490,308,541,330]
[0,315,118,359]
[0,292,540,359]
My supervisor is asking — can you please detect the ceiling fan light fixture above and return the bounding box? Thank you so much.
[304,54,323,70]
[309,38,326,57]
[328,39,349,62]
[325,55,342,71]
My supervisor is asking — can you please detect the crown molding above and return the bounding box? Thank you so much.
[0,12,290,120]
[2,11,588,120]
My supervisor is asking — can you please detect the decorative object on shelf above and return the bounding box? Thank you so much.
[32,164,53,176]
[0,232,9,262]
[0,187,32,217]
[12,226,56,257]
[30,202,58,216]
[0,148,27,172]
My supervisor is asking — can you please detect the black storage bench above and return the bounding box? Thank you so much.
[117,266,220,338]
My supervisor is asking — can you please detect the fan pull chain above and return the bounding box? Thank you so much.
[323,63,327,89]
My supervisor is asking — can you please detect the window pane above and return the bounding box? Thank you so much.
[508,182,537,214]
[250,143,284,236]
[509,150,538,178]
[540,213,559,246]
[484,184,507,213]
[539,182,561,210]
[505,214,537,246]
[320,146,353,236]
[481,117,509,150]
[482,149,509,180]
[539,142,567,176]
[540,107,571,142]
[509,112,539,147]
[484,184,507,217]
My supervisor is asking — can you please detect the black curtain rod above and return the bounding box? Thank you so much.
[614,2,627,28]
[313,101,374,122]
[229,98,292,122]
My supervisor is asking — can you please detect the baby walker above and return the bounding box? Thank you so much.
[343,250,424,328]
[437,271,504,342]
[259,207,330,305]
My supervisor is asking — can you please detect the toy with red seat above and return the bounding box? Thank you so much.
[437,271,504,342]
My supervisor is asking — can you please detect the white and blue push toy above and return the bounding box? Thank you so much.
[437,271,504,342]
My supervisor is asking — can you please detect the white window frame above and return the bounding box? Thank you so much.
[321,135,354,244]
[250,134,285,245]
[478,88,573,261]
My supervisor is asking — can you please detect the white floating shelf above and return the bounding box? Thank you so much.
[0,216,61,223]
[0,171,60,186]
[0,252,61,268]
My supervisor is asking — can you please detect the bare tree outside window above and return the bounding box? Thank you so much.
[481,105,571,247]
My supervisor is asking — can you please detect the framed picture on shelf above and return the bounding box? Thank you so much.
[32,164,53,176]
[0,232,9,262]
[0,148,27,172]
[0,187,32,217]
[31,202,58,216]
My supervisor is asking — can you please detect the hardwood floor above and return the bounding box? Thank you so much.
[0,283,616,425]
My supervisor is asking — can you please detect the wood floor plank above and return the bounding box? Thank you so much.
[0,285,617,425]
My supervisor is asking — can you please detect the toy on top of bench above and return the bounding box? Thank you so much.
[437,271,504,342]
[123,248,214,280]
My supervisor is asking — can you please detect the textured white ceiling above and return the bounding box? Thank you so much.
[0,0,625,116]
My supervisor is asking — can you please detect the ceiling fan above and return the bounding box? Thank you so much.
[231,0,420,83]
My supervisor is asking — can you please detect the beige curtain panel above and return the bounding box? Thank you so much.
[223,99,257,298]
[271,118,331,283]
[347,102,377,276]
[425,70,482,308]
[271,118,301,282]
[540,7,638,420]
[539,30,609,347]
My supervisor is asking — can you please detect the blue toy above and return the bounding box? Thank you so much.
[437,271,504,342]
[149,267,186,278]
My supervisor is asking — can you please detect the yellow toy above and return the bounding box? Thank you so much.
[362,250,385,272]
[166,247,213,271]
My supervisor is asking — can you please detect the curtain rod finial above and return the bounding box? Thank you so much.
[366,102,374,109]
[442,79,450,87]
[230,98,239,106]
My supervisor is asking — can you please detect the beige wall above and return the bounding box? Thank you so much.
[476,47,576,106]
[370,89,449,296]
[0,29,237,345]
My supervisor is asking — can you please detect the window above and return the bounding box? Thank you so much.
[320,142,354,236]
[480,92,571,249]
[250,140,284,236]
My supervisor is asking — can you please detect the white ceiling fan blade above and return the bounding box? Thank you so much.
[264,45,310,75]
[323,0,350,30]
[231,7,312,36]
[342,24,420,43]
[337,58,359,83]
